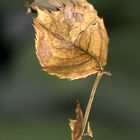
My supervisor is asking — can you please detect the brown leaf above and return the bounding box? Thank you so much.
[84,122,93,137]
[69,102,93,140]
[69,102,83,140]
[34,0,109,80]
[25,0,63,12]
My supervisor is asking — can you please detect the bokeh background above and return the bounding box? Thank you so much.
[0,0,140,140]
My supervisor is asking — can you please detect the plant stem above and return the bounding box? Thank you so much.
[81,72,104,136]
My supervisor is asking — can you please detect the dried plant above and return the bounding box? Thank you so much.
[25,0,110,139]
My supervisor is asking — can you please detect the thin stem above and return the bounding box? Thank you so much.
[81,72,104,136]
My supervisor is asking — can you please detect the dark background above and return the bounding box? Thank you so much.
[0,0,140,140]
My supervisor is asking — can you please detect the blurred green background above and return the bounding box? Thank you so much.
[0,0,140,140]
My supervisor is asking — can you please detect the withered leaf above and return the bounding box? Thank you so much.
[34,0,109,80]
[69,102,93,140]
[69,102,83,140]
[25,0,62,12]
[84,122,93,137]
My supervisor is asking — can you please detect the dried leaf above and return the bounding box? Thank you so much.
[25,0,62,12]
[69,102,83,140]
[69,102,93,140]
[84,122,93,137]
[25,1,109,140]
[33,0,109,80]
